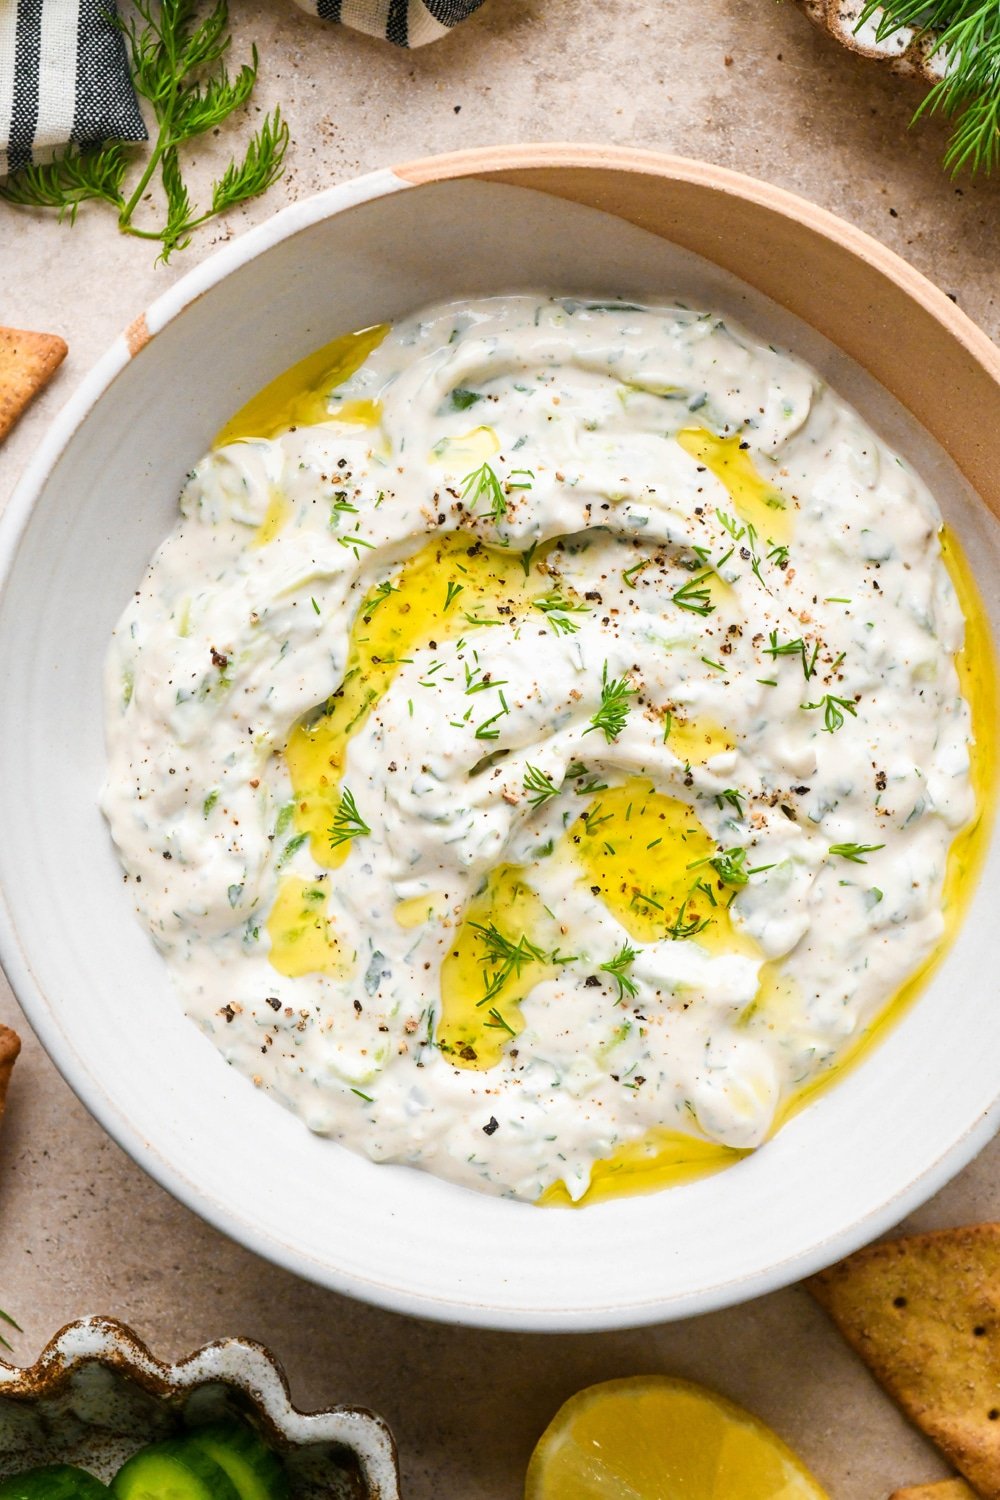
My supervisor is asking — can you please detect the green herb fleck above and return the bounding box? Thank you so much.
[451,388,482,410]
[828,841,886,863]
[276,832,307,868]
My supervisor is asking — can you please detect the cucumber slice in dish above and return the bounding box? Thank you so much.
[185,1423,288,1500]
[111,1442,240,1500]
[0,1465,110,1498]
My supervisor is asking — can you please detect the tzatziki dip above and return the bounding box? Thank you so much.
[102,294,983,1204]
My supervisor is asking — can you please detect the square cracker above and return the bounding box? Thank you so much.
[808,1226,1000,1498]
[890,1482,978,1499]
[0,327,68,441]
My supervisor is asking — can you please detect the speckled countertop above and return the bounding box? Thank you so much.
[2,2,1000,1495]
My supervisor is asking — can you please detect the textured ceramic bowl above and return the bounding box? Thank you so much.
[1,145,1000,1331]
[0,1316,399,1497]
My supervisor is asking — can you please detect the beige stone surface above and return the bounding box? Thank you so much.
[1,1,999,1495]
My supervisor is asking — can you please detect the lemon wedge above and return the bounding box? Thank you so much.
[524,1375,828,1500]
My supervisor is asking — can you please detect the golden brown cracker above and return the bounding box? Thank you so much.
[0,326,67,441]
[0,1025,19,1122]
[890,1482,979,1499]
[808,1226,1000,1498]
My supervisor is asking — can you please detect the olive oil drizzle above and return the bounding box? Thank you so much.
[214,325,389,448]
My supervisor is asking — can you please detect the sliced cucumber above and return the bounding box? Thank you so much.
[185,1423,288,1500]
[110,1441,240,1500]
[0,1464,110,1498]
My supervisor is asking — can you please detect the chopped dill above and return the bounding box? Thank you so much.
[828,841,885,863]
[802,693,859,733]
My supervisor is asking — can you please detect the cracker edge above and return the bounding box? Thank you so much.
[0,328,69,441]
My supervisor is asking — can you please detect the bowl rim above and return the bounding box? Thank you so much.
[3,142,1000,1331]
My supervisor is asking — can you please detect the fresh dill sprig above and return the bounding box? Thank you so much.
[802,693,859,734]
[828,841,886,863]
[0,144,130,224]
[600,942,639,1001]
[523,764,560,808]
[0,1309,21,1353]
[472,924,548,976]
[329,786,371,849]
[444,581,464,611]
[857,0,1000,175]
[460,462,507,522]
[763,630,806,659]
[586,662,635,742]
[470,923,574,1005]
[670,569,715,616]
[0,0,289,260]
[715,788,745,817]
[532,590,590,636]
[763,630,822,680]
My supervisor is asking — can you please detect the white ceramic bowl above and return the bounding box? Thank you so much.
[2,145,1000,1332]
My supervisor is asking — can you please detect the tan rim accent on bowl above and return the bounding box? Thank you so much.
[124,313,151,358]
[395,144,1000,518]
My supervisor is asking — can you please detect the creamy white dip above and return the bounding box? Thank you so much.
[102,295,975,1202]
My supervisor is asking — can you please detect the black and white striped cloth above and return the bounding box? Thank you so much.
[0,0,486,177]
[0,0,146,177]
[291,0,486,47]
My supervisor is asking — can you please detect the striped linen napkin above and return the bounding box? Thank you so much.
[0,0,486,177]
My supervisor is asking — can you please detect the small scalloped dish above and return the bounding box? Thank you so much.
[0,1318,399,1500]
